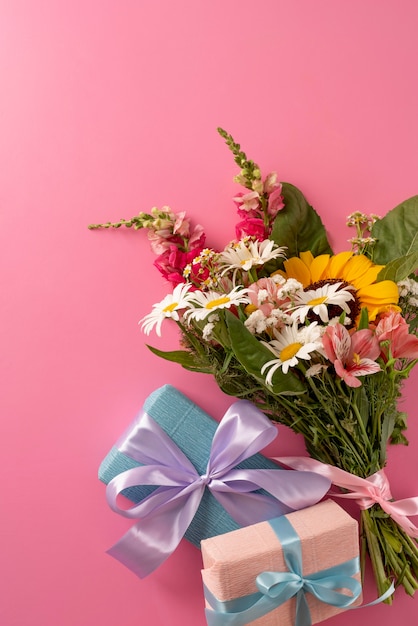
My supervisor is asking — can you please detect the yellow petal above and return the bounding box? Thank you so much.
[299,250,314,267]
[341,254,374,284]
[357,281,400,304]
[309,254,330,282]
[350,265,383,289]
[326,251,354,280]
[283,257,311,287]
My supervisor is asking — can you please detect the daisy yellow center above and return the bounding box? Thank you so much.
[163,302,179,313]
[206,296,230,309]
[307,296,327,306]
[280,342,303,362]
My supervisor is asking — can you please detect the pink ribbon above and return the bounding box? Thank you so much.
[276,457,418,538]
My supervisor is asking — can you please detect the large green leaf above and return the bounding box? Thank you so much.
[376,251,418,283]
[270,183,333,258]
[225,311,305,395]
[371,196,418,264]
[146,345,213,373]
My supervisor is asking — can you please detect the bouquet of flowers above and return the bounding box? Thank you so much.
[89,129,418,601]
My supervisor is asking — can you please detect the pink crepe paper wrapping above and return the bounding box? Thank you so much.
[201,500,362,626]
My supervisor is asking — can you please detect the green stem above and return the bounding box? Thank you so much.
[361,509,393,604]
[88,214,151,230]
[302,369,367,468]
[350,399,372,454]
[383,543,418,595]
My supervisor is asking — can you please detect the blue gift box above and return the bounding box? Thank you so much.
[98,384,283,548]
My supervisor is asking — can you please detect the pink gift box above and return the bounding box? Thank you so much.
[201,500,362,626]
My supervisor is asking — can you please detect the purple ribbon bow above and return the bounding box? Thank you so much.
[106,400,330,577]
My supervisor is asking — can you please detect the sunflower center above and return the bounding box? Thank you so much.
[305,278,360,328]
[163,302,179,313]
[280,342,303,361]
[206,296,230,309]
[307,296,327,306]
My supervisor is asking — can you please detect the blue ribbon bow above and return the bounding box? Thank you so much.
[204,516,362,626]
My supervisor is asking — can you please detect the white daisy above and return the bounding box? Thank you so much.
[139,282,194,336]
[219,239,287,283]
[186,286,250,321]
[261,322,323,383]
[290,282,354,324]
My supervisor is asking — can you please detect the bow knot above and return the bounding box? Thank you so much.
[199,472,212,487]
[105,401,331,578]
[276,457,418,538]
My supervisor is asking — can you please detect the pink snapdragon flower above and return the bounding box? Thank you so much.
[235,217,266,240]
[233,191,262,219]
[233,173,285,241]
[148,230,183,254]
[267,184,285,217]
[145,208,206,259]
[187,223,206,250]
[322,323,381,387]
[375,311,418,361]
[173,211,192,236]
[154,230,206,286]
[263,172,280,194]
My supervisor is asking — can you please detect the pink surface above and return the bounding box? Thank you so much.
[1,2,417,625]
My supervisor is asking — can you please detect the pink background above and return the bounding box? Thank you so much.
[1,2,417,625]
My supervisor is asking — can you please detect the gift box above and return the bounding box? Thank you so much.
[99,385,331,578]
[99,384,285,547]
[201,500,362,626]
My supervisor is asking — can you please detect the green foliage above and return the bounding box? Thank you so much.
[146,345,213,373]
[390,411,409,445]
[357,307,370,331]
[224,310,305,395]
[270,183,333,258]
[353,385,370,429]
[371,196,418,264]
[376,251,418,283]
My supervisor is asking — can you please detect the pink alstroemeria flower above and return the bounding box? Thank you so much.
[322,323,381,387]
[375,311,418,361]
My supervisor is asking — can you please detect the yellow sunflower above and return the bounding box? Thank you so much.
[275,250,400,322]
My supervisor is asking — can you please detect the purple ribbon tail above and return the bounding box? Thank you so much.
[107,489,204,578]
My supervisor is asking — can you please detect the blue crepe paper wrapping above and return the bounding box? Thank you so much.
[98,384,281,548]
